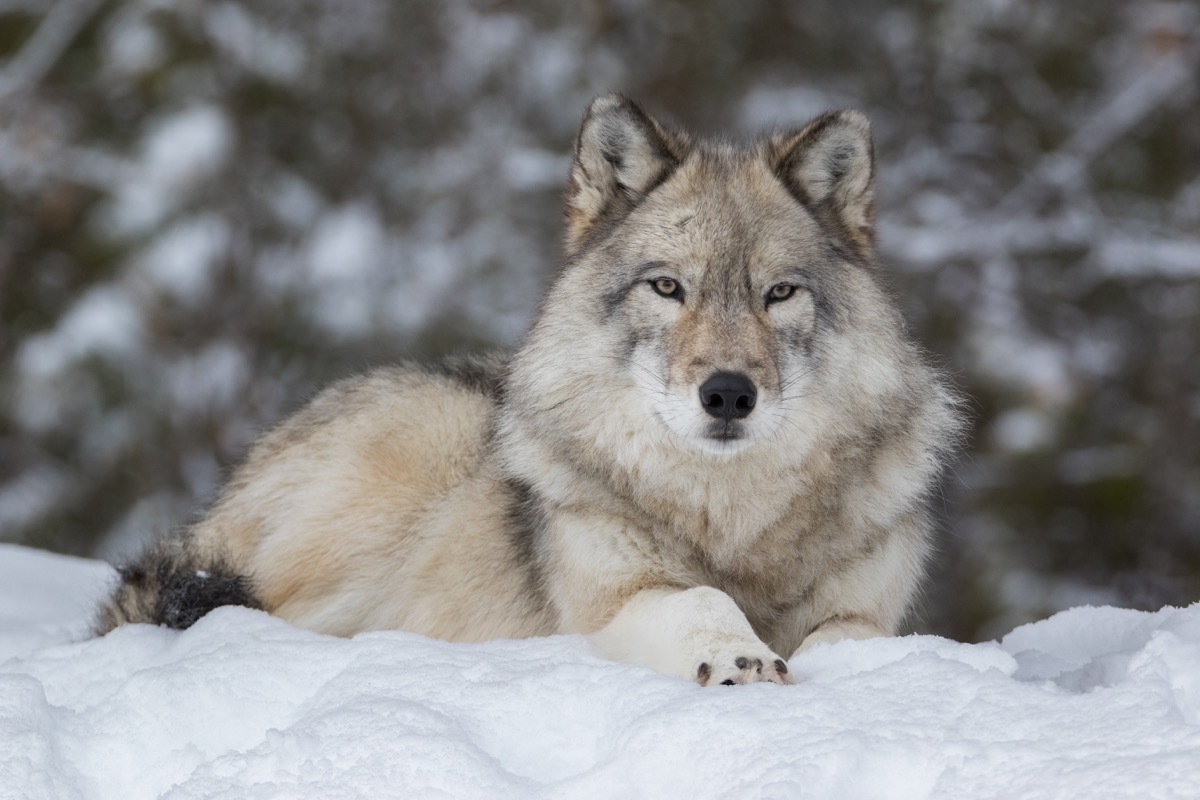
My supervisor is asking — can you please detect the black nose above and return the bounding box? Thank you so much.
[699,372,757,420]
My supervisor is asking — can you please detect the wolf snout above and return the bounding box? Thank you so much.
[699,372,757,420]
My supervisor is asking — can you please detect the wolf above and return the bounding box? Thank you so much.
[96,94,962,686]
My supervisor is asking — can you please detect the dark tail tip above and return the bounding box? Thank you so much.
[151,564,259,630]
[95,536,261,635]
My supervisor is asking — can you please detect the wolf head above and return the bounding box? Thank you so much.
[503,94,944,481]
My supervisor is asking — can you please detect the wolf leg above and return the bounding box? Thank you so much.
[588,586,793,686]
[795,616,890,651]
[778,519,925,657]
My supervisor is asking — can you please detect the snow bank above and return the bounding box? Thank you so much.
[2,543,1198,799]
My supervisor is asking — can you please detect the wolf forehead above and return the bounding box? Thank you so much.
[605,184,848,289]
[628,162,839,248]
[584,168,861,335]
[566,95,878,297]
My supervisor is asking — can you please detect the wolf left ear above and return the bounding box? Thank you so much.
[773,110,876,254]
[565,93,686,255]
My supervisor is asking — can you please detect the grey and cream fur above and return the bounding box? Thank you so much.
[97,94,962,686]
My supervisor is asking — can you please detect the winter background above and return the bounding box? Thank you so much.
[1,1,1199,796]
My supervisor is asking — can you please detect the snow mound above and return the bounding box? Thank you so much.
[2,543,1198,799]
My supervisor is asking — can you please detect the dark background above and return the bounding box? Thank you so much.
[2,0,1197,642]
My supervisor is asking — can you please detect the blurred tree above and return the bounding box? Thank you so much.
[1,0,1197,641]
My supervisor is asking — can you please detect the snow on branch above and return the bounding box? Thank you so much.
[997,42,1199,213]
[0,131,131,192]
[884,39,1200,282]
[882,217,1200,282]
[1095,237,1200,279]
[0,0,104,102]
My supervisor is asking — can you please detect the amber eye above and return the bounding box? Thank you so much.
[650,277,683,300]
[767,283,797,304]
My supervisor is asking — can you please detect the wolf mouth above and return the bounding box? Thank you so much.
[705,421,746,441]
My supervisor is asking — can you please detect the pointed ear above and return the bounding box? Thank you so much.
[565,93,686,255]
[772,110,876,254]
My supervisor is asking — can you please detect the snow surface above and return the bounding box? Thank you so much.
[2,543,1199,799]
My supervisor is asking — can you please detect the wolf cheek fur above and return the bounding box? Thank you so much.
[96,94,962,686]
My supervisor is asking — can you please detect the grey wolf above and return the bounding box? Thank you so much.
[97,94,962,686]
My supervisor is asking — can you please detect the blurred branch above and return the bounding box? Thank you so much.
[0,0,55,10]
[0,131,131,191]
[882,217,1200,282]
[887,40,1200,282]
[0,0,104,103]
[1095,237,1200,280]
[997,44,1199,214]
[1171,172,1200,227]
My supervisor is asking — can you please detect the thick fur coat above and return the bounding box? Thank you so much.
[98,95,961,686]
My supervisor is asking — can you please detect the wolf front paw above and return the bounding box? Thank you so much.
[587,586,797,685]
[695,648,793,686]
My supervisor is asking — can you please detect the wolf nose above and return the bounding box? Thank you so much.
[699,372,757,420]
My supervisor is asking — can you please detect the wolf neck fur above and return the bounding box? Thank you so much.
[496,366,846,565]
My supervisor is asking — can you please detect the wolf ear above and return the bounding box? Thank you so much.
[565,93,685,255]
[773,110,876,254]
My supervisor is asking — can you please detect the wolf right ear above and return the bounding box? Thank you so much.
[565,94,686,255]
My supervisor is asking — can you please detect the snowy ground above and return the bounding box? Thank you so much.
[2,544,1199,799]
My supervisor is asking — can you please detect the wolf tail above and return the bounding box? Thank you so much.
[94,533,262,635]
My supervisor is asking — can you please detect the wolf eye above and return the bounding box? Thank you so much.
[766,283,797,304]
[650,277,683,300]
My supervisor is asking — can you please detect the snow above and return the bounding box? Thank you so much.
[162,340,251,417]
[0,468,75,536]
[988,407,1056,453]
[101,9,167,78]
[103,105,234,236]
[16,285,144,384]
[2,543,1200,799]
[134,214,231,305]
[13,285,146,433]
[303,203,389,338]
[204,3,306,84]
[739,87,843,130]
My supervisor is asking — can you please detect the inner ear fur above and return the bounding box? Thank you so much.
[772,110,876,255]
[565,93,686,255]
